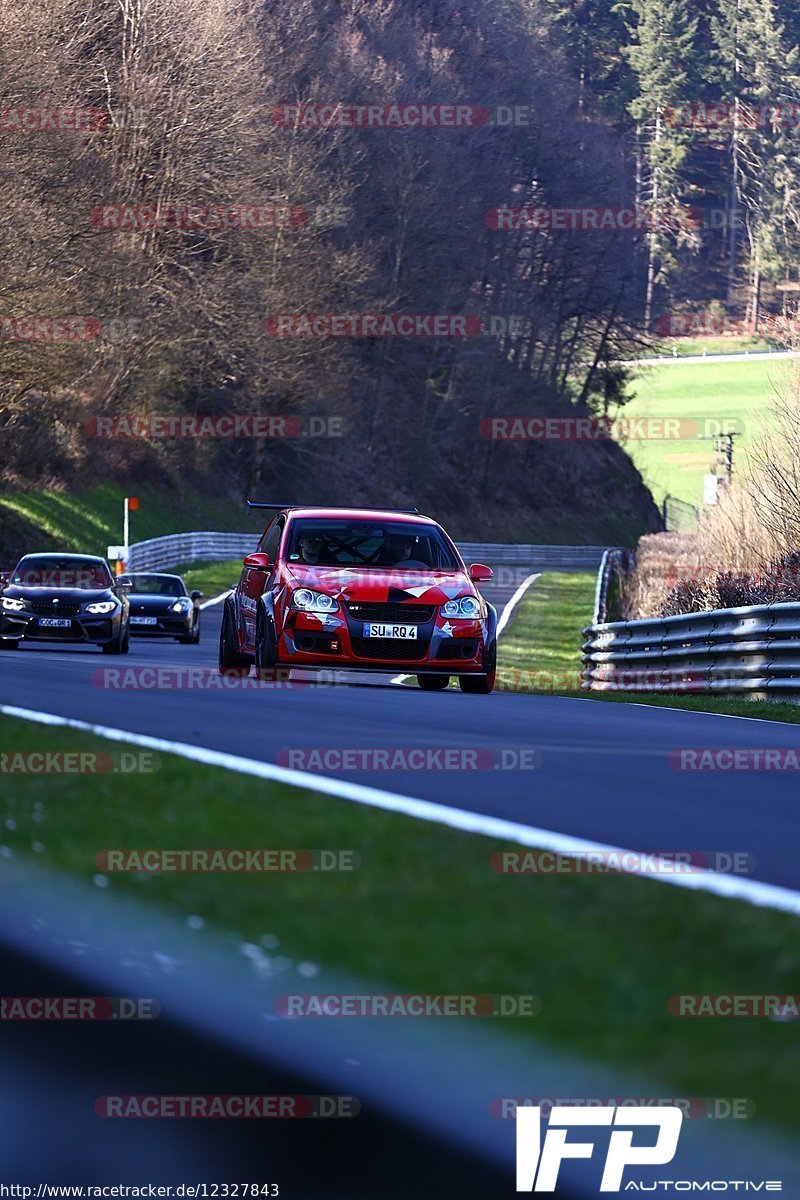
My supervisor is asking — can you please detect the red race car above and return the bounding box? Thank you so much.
[219,504,497,692]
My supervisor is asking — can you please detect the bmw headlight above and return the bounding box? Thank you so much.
[1,596,25,611]
[441,596,481,619]
[292,588,339,613]
[83,600,118,615]
[170,599,192,613]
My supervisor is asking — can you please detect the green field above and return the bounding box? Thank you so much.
[622,357,790,508]
[3,708,799,1132]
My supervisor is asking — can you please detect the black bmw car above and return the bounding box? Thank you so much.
[118,572,202,643]
[0,553,131,653]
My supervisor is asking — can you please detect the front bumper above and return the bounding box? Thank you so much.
[0,611,120,645]
[128,614,194,637]
[275,608,488,673]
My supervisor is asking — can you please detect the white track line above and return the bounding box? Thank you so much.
[3,702,800,918]
[199,588,233,611]
[391,571,541,685]
[495,571,540,637]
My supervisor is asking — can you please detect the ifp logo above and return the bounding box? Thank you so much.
[516,1105,683,1192]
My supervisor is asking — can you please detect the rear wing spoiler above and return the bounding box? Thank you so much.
[247,502,420,514]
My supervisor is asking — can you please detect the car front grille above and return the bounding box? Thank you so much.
[29,600,81,615]
[350,636,428,661]
[346,602,435,624]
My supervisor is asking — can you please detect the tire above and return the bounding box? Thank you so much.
[102,621,127,655]
[459,640,496,694]
[254,607,279,680]
[178,613,201,645]
[0,639,19,649]
[417,674,450,691]
[218,600,250,675]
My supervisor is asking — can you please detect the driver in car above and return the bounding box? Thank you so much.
[382,534,423,567]
[295,533,326,565]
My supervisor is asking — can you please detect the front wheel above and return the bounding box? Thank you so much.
[219,600,250,675]
[102,621,129,655]
[178,613,201,644]
[0,639,20,650]
[459,640,496,694]
[254,608,279,680]
[417,674,450,691]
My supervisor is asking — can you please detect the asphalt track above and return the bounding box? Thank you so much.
[2,589,800,892]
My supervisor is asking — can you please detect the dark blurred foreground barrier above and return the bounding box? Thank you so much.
[583,601,800,695]
[2,861,799,1193]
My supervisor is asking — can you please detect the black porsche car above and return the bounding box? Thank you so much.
[0,553,131,653]
[118,572,202,643]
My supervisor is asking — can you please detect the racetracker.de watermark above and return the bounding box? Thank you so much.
[664,100,800,130]
[670,749,800,771]
[491,850,754,875]
[270,103,531,128]
[92,667,350,690]
[264,314,524,337]
[95,1095,359,1118]
[480,416,744,441]
[492,1097,754,1120]
[276,746,541,771]
[486,204,701,232]
[0,317,102,342]
[84,414,344,439]
[0,751,158,775]
[669,995,800,1019]
[1,997,159,1020]
[95,848,360,872]
[0,107,107,132]
[91,204,308,231]
[275,993,540,1017]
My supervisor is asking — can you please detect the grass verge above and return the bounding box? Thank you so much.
[0,484,249,563]
[174,559,243,599]
[497,572,800,723]
[2,710,799,1131]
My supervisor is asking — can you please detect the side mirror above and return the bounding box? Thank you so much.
[469,563,494,584]
[0,571,9,589]
[243,552,271,572]
[190,590,203,601]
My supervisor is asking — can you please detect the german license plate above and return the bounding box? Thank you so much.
[131,617,158,625]
[39,618,71,628]
[363,623,417,639]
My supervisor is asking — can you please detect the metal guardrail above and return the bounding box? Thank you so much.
[127,533,611,572]
[582,601,800,694]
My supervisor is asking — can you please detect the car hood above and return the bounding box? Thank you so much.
[283,564,474,602]
[3,586,116,603]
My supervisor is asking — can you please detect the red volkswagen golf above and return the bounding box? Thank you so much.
[219,504,497,692]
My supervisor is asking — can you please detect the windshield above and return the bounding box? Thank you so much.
[11,556,114,589]
[126,574,186,597]
[285,520,459,570]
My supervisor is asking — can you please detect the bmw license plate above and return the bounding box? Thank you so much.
[131,617,158,625]
[39,618,71,628]
[363,623,417,639]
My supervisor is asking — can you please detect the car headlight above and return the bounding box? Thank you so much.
[441,596,481,619]
[83,600,118,614]
[169,599,192,613]
[1,596,25,611]
[292,588,339,613]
